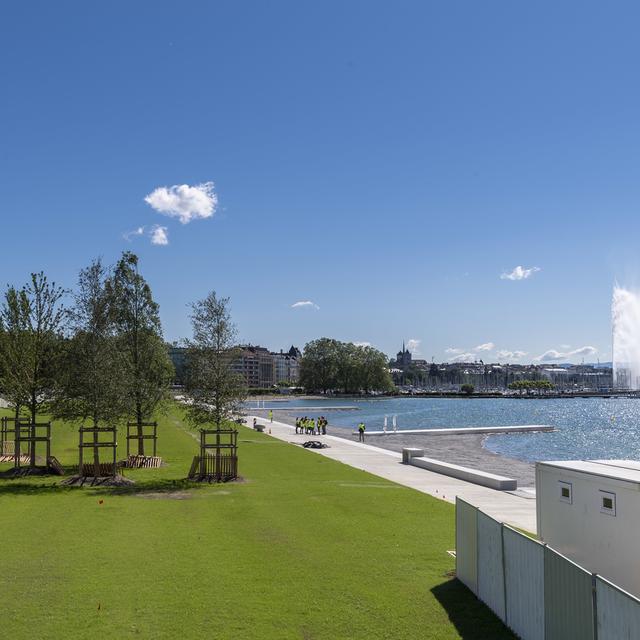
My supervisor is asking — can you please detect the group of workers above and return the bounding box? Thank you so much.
[265,409,367,443]
[295,416,328,435]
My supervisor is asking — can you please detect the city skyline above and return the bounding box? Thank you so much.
[3,2,640,363]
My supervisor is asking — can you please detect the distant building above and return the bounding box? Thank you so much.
[272,345,301,384]
[233,346,275,388]
[395,342,412,370]
[168,345,187,385]
[233,344,302,388]
[168,342,301,389]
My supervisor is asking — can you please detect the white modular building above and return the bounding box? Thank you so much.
[536,459,640,597]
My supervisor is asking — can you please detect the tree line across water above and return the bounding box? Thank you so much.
[299,338,394,394]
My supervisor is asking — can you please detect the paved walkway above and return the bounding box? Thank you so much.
[249,416,537,533]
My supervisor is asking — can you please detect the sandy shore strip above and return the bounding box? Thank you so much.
[254,409,536,487]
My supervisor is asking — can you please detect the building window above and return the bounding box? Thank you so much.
[600,491,616,516]
[559,481,572,504]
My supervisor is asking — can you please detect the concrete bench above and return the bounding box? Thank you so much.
[254,423,265,433]
[402,448,517,491]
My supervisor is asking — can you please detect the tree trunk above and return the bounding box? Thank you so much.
[29,394,36,468]
[14,404,21,467]
[136,400,144,456]
[93,418,101,479]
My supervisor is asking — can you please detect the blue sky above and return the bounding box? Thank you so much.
[2,1,639,363]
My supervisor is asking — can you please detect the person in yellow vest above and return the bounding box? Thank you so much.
[358,422,366,442]
[268,409,273,423]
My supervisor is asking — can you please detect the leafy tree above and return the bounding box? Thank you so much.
[300,339,393,394]
[184,291,247,429]
[299,338,341,393]
[107,252,174,454]
[508,379,554,395]
[0,273,66,467]
[357,345,394,393]
[461,383,475,395]
[53,259,125,476]
[0,286,31,421]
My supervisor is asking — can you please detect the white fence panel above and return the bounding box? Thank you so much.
[455,497,477,594]
[596,575,640,640]
[477,511,505,622]
[544,546,595,640]
[503,526,544,640]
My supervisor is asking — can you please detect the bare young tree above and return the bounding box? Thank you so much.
[184,291,247,429]
[107,252,173,455]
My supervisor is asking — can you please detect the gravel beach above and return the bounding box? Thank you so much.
[253,409,536,487]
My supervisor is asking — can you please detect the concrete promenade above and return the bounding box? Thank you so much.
[248,415,537,533]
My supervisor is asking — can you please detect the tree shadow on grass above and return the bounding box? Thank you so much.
[0,475,240,497]
[431,578,515,639]
[101,478,210,496]
[0,480,77,495]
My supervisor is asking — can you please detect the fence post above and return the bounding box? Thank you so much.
[592,573,598,640]
[501,523,508,628]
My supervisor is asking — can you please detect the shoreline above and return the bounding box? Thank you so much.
[254,409,536,487]
[247,392,631,401]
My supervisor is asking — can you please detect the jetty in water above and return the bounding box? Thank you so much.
[353,424,554,436]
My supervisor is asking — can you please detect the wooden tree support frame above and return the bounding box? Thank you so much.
[0,417,58,472]
[188,428,238,482]
[78,426,119,478]
[124,422,161,468]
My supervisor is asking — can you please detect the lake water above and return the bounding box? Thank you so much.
[251,397,640,463]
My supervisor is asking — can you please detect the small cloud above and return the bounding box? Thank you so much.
[500,266,541,281]
[445,347,464,355]
[406,339,421,355]
[291,300,319,310]
[149,225,169,246]
[571,346,598,358]
[496,349,527,361]
[353,341,372,348]
[475,342,495,352]
[123,226,145,241]
[449,352,477,363]
[144,181,218,224]
[536,345,597,362]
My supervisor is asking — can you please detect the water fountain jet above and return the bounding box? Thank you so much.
[612,286,640,390]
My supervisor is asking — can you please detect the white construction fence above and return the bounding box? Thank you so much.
[456,497,640,640]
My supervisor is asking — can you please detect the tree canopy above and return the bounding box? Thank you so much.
[107,252,174,452]
[300,339,393,394]
[183,291,247,429]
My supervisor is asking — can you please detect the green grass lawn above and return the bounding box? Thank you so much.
[0,404,513,639]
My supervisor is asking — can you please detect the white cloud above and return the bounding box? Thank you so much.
[496,349,528,361]
[536,345,597,362]
[123,226,145,241]
[149,225,169,246]
[406,339,421,355]
[449,352,477,363]
[353,341,372,348]
[500,265,541,281]
[144,181,218,224]
[445,347,464,355]
[291,300,319,310]
[475,342,495,352]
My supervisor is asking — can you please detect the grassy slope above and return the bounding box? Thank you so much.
[0,405,513,639]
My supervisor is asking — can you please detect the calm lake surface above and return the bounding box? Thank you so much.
[251,397,640,463]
